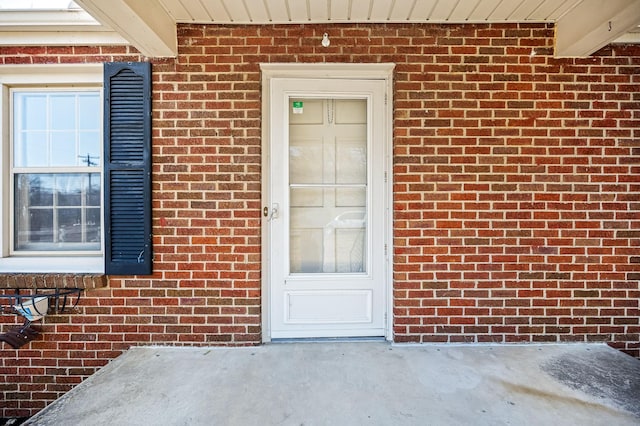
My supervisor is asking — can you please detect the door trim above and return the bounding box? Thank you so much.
[260,63,395,342]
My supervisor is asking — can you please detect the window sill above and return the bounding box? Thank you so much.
[0,257,106,289]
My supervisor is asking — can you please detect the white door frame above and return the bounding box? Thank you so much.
[260,63,395,342]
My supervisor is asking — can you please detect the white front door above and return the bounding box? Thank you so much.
[267,77,388,339]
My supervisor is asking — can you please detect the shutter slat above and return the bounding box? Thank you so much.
[104,62,152,275]
[107,67,147,164]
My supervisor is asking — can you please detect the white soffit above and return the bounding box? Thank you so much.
[157,0,583,23]
[0,9,128,46]
[75,0,176,57]
[555,0,640,57]
[2,0,640,57]
[612,25,640,44]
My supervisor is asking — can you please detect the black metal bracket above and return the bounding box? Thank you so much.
[0,288,82,349]
[0,288,82,318]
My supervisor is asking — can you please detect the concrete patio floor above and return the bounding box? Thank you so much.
[26,342,640,426]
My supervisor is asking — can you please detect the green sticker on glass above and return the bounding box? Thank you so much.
[292,101,303,114]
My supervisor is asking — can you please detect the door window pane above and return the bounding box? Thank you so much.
[290,194,366,273]
[289,98,368,274]
[289,139,325,184]
[336,140,366,184]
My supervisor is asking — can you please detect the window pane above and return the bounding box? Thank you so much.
[12,90,102,254]
[86,208,101,243]
[15,207,53,248]
[57,175,82,206]
[78,94,100,130]
[50,94,76,130]
[14,173,102,252]
[50,131,77,166]
[59,208,82,242]
[13,90,101,168]
[79,132,101,166]
[15,132,48,167]
[21,94,46,130]
[27,209,54,243]
[20,174,54,206]
[87,173,101,206]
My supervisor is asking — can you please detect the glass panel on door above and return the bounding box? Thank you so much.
[289,98,368,274]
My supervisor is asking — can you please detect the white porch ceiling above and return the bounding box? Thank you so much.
[153,0,593,23]
[17,0,640,57]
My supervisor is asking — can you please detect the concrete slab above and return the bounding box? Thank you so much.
[26,342,640,426]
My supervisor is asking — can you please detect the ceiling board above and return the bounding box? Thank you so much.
[311,0,329,21]
[466,0,501,21]
[526,0,562,21]
[369,0,391,20]
[331,0,350,21]
[410,0,438,20]
[180,0,212,21]
[429,0,458,21]
[158,0,191,21]
[487,0,521,20]
[449,0,481,21]
[509,0,543,20]
[287,0,307,22]
[246,1,270,22]
[350,0,371,20]
[203,1,230,22]
[544,0,581,21]
[223,0,250,22]
[267,0,288,22]
[389,0,415,21]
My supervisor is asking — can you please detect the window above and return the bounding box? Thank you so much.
[12,90,102,253]
[0,63,152,275]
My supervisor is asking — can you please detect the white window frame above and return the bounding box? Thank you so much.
[0,64,104,273]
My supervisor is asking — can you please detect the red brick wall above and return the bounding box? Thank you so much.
[1,23,639,417]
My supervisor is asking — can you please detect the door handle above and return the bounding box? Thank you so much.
[263,203,279,221]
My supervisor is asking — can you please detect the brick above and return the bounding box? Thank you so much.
[617,231,640,238]
[2,23,640,418]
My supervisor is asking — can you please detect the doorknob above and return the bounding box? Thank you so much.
[263,203,279,221]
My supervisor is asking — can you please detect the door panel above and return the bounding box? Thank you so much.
[269,79,386,338]
[285,290,373,323]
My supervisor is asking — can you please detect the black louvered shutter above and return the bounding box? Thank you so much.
[104,62,152,275]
